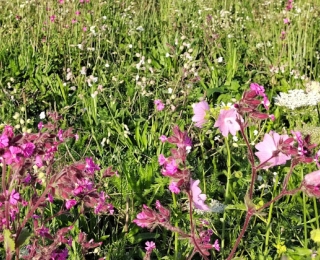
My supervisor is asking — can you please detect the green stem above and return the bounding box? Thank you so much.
[172,192,178,260]
[264,174,279,254]
[302,168,308,248]
[222,136,232,256]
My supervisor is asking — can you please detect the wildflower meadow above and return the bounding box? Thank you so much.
[1,0,320,259]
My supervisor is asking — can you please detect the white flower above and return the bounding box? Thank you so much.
[274,89,320,110]
[253,130,259,136]
[168,88,173,94]
[39,112,46,119]
[136,26,144,31]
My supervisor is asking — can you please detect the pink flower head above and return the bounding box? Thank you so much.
[213,239,220,251]
[190,179,210,211]
[85,157,100,174]
[250,83,270,110]
[133,205,157,228]
[38,121,44,130]
[82,26,87,31]
[145,241,156,253]
[57,129,64,141]
[192,101,210,128]
[169,181,180,194]
[154,99,165,111]
[9,189,20,205]
[75,10,81,15]
[35,155,43,168]
[0,134,9,148]
[255,131,291,169]
[162,159,178,176]
[3,146,22,164]
[283,18,290,24]
[303,170,320,197]
[158,154,166,166]
[3,125,14,138]
[65,199,77,209]
[21,142,35,157]
[214,108,243,137]
[50,15,56,22]
[159,135,167,142]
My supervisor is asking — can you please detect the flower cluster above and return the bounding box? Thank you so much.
[274,89,320,110]
[0,112,113,259]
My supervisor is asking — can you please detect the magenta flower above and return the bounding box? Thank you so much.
[85,157,100,174]
[169,182,180,194]
[0,134,9,148]
[57,129,64,141]
[133,205,157,228]
[3,146,22,164]
[154,99,165,111]
[38,121,44,130]
[21,142,35,157]
[213,239,220,251]
[283,18,290,24]
[145,241,156,253]
[50,15,56,22]
[214,109,243,137]
[3,125,14,138]
[192,101,210,128]
[255,131,291,169]
[190,179,210,211]
[159,135,167,142]
[303,170,320,197]
[158,154,166,166]
[35,155,43,168]
[9,189,20,205]
[250,83,270,110]
[65,199,77,209]
[162,159,178,176]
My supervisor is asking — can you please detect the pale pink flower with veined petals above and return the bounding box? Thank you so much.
[303,170,320,197]
[190,179,210,211]
[192,101,210,128]
[255,131,291,169]
[145,241,156,253]
[214,109,243,137]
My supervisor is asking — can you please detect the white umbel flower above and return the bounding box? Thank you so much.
[274,89,320,110]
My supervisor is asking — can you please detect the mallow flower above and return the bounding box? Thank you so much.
[255,131,291,169]
[192,101,210,128]
[190,179,210,211]
[214,108,243,137]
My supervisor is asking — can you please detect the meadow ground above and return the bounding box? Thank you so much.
[0,0,320,259]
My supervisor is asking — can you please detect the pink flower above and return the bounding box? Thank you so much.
[57,129,64,141]
[3,125,14,138]
[65,199,77,209]
[283,18,290,24]
[190,179,210,211]
[9,189,20,205]
[192,101,210,128]
[82,26,87,31]
[3,146,22,164]
[169,182,180,194]
[159,135,167,142]
[162,159,178,176]
[158,154,166,166]
[0,134,9,148]
[38,121,44,130]
[21,142,35,157]
[255,131,291,169]
[213,239,220,251]
[250,83,270,110]
[72,19,77,24]
[214,109,243,137]
[133,205,157,228]
[145,241,156,253]
[154,99,165,111]
[75,10,81,15]
[50,15,56,22]
[303,170,320,197]
[35,155,43,168]
[85,157,100,174]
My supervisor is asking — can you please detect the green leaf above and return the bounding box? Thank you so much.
[4,229,15,253]
[15,228,31,248]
